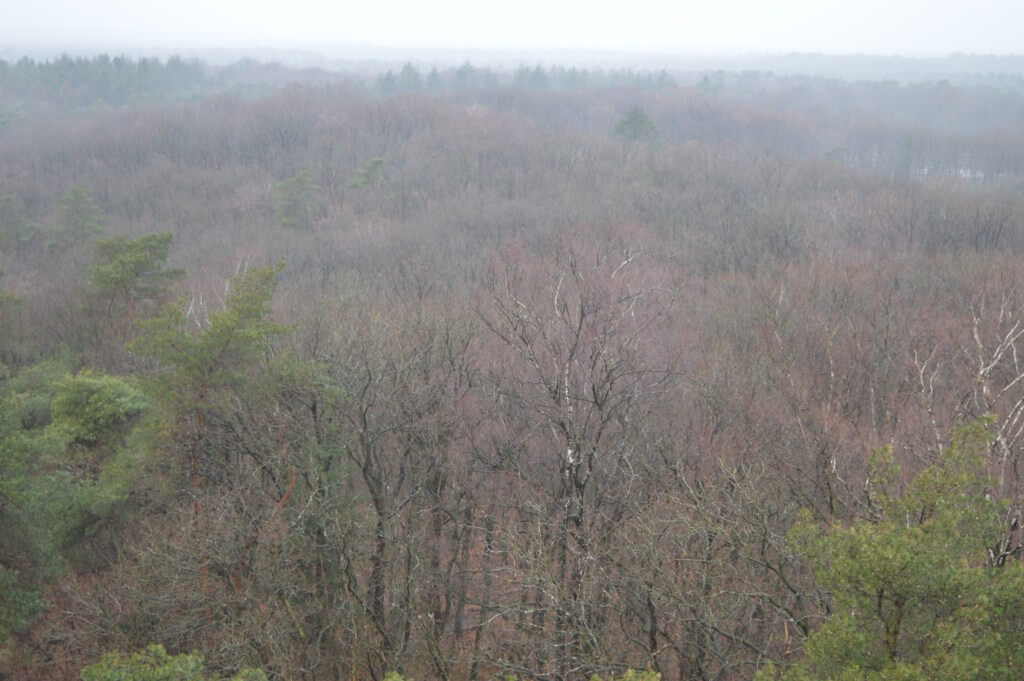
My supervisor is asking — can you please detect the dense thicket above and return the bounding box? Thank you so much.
[2,55,1024,681]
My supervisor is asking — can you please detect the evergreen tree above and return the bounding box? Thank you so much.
[398,62,422,91]
[81,644,266,681]
[273,172,320,231]
[50,188,106,252]
[129,264,287,599]
[131,264,287,419]
[759,419,1024,681]
[348,158,385,189]
[88,232,183,326]
[0,359,146,650]
[613,106,659,143]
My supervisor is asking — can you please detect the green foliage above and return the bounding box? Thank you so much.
[388,670,659,681]
[590,671,661,681]
[81,644,266,681]
[759,418,1024,681]
[14,390,51,430]
[89,232,183,310]
[348,158,385,189]
[131,264,287,403]
[366,62,674,94]
[0,194,18,232]
[514,65,550,90]
[5,357,67,405]
[0,102,24,130]
[0,565,43,645]
[376,71,398,95]
[0,359,145,646]
[0,268,21,348]
[613,106,659,143]
[398,62,423,91]
[0,405,64,632]
[273,172,320,231]
[0,194,38,251]
[0,55,206,108]
[51,371,147,445]
[50,188,106,251]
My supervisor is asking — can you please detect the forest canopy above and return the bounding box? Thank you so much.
[1,52,1024,681]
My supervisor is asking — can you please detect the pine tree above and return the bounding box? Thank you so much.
[759,419,1024,681]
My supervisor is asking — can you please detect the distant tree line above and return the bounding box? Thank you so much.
[0,54,206,107]
[372,61,675,95]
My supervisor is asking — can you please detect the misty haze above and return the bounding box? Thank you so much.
[3,3,1024,681]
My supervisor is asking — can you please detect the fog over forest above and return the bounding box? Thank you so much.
[3,10,1024,681]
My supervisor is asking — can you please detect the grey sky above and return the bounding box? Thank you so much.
[1,0,1021,55]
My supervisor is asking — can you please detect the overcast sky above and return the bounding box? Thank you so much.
[2,0,1021,56]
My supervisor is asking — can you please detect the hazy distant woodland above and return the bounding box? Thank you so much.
[3,49,1024,681]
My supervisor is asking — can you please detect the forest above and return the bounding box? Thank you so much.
[3,53,1024,681]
